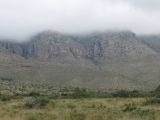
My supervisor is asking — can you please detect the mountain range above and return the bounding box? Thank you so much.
[0,30,160,91]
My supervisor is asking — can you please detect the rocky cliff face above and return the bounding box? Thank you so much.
[26,31,85,63]
[76,31,157,64]
[0,30,157,65]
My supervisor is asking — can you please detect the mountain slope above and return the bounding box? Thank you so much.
[138,35,160,53]
[76,31,157,65]
[0,30,160,91]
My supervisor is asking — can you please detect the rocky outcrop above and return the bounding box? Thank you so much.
[26,31,85,62]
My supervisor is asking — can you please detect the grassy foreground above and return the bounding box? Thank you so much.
[0,97,160,120]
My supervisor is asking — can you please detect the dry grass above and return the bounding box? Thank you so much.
[0,98,160,120]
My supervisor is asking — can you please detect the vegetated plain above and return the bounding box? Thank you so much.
[0,81,160,120]
[0,97,160,120]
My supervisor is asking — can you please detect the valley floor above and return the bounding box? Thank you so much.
[0,98,160,120]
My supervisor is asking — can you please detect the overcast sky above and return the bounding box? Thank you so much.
[0,0,160,41]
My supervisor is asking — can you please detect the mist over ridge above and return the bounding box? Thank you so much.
[0,0,160,41]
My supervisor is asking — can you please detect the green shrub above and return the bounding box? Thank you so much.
[144,98,160,105]
[37,97,50,107]
[0,95,12,101]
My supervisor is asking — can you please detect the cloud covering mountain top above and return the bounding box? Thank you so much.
[0,0,160,41]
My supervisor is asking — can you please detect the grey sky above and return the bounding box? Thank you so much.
[0,0,160,41]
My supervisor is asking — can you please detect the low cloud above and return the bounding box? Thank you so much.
[0,0,160,41]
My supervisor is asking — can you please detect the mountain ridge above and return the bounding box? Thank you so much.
[0,30,158,63]
[0,30,160,91]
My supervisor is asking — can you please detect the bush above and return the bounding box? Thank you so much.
[24,97,37,108]
[144,98,160,105]
[71,88,90,98]
[37,97,50,107]
[24,97,50,109]
[0,95,12,101]
[123,102,137,112]
[112,90,144,98]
